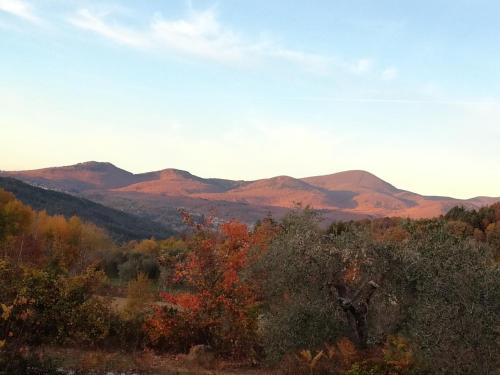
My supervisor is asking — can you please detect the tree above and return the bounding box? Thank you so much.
[256,208,399,359]
[395,227,499,373]
[257,207,499,373]
[123,273,154,319]
[485,222,500,259]
[146,216,276,358]
[0,190,34,261]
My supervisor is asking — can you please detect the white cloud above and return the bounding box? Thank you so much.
[381,66,398,80]
[67,7,372,75]
[150,9,266,64]
[0,0,40,23]
[69,9,147,47]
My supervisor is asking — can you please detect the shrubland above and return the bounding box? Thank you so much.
[0,188,498,374]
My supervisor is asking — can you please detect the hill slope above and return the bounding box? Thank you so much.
[0,177,175,242]
[3,162,499,225]
[116,168,241,195]
[302,170,398,193]
[3,161,142,192]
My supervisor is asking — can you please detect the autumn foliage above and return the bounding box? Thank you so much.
[145,216,277,358]
[0,187,498,373]
[0,189,111,272]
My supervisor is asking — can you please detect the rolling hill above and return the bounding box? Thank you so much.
[0,176,176,242]
[2,162,498,227]
[3,161,142,192]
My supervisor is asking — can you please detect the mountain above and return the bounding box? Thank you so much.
[0,176,175,242]
[466,196,500,207]
[115,168,242,195]
[3,161,141,193]
[303,170,398,194]
[191,175,366,214]
[2,162,499,227]
[302,170,458,217]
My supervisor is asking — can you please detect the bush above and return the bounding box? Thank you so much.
[105,251,160,282]
[108,314,148,350]
[145,218,276,360]
[396,229,500,373]
[0,260,114,349]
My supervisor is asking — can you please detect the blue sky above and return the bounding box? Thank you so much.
[1,0,499,198]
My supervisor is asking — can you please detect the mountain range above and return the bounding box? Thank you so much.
[2,161,499,229]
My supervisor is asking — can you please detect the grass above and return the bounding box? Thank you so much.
[37,346,271,375]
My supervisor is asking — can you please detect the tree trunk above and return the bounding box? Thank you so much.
[332,280,379,348]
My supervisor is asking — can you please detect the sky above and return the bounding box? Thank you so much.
[1,0,499,199]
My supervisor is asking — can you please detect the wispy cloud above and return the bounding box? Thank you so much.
[150,9,263,64]
[68,9,147,47]
[67,7,379,75]
[0,0,40,23]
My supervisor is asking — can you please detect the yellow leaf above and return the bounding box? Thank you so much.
[1,304,12,320]
[310,350,324,368]
[299,349,312,362]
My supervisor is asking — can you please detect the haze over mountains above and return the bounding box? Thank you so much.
[2,161,499,228]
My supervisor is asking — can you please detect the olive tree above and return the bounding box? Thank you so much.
[395,227,499,374]
[256,208,499,374]
[255,208,399,359]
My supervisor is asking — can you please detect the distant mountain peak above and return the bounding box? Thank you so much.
[79,161,110,165]
[303,170,397,193]
[2,161,498,220]
[1,161,135,191]
[158,168,196,178]
[73,161,122,171]
[77,161,115,167]
[242,175,313,190]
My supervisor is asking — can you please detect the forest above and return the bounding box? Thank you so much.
[0,177,175,242]
[0,187,498,374]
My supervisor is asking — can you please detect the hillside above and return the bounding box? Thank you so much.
[3,161,143,192]
[115,168,242,195]
[0,176,175,242]
[302,170,398,193]
[3,162,499,225]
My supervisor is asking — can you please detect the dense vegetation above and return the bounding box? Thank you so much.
[0,177,175,242]
[0,188,498,374]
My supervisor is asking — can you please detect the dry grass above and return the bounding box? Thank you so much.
[39,346,271,375]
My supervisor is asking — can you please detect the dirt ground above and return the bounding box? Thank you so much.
[39,346,274,375]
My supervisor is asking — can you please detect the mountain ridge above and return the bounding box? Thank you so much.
[2,161,499,226]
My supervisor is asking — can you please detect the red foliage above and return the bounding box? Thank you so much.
[160,292,201,311]
[145,216,277,358]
